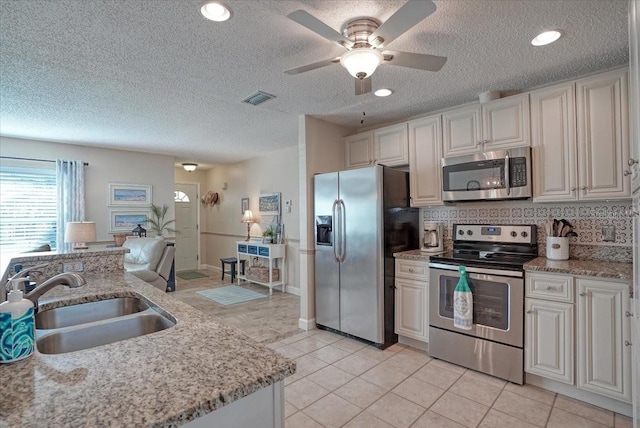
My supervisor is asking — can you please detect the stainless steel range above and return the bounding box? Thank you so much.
[428,223,538,384]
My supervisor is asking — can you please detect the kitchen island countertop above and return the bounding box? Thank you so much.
[0,273,295,427]
[524,257,633,281]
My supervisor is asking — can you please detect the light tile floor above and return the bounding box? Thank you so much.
[169,268,633,428]
[268,330,633,428]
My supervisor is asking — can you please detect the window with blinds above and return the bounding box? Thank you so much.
[0,167,57,255]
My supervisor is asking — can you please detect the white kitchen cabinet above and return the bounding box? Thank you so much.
[577,278,631,403]
[345,124,409,169]
[344,132,374,169]
[531,83,578,202]
[630,0,640,193]
[525,298,574,384]
[374,123,409,167]
[576,69,630,200]
[395,259,429,342]
[408,115,442,206]
[442,104,482,157]
[482,94,530,151]
[442,94,530,157]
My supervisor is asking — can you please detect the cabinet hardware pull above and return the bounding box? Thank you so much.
[624,170,632,176]
[526,310,534,314]
[408,268,414,272]
[570,187,577,192]
[579,292,588,297]
[625,340,631,347]
[628,158,638,167]
[580,186,587,191]
[546,286,556,290]
[625,311,634,317]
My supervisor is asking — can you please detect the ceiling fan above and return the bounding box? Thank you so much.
[284,0,447,95]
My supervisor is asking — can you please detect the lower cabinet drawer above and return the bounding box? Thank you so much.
[395,259,429,281]
[526,272,574,302]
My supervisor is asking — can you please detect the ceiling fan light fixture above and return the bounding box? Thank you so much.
[340,48,383,79]
[200,2,232,22]
[182,163,198,172]
[531,30,562,46]
[374,88,393,97]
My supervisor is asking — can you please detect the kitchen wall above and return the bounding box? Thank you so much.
[0,136,176,243]
[423,199,632,262]
[195,146,301,293]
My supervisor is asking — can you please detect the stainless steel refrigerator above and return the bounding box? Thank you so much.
[314,165,419,348]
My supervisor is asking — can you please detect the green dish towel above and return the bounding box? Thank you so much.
[453,265,473,330]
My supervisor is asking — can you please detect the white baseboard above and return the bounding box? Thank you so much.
[398,335,429,353]
[526,373,632,417]
[298,318,316,331]
[286,286,300,296]
[199,263,217,271]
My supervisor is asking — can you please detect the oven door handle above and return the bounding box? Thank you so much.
[428,263,524,278]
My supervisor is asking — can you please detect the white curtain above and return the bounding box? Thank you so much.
[56,159,85,251]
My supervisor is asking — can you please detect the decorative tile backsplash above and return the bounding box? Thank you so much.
[423,200,632,262]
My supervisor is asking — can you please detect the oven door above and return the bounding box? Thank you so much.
[429,263,524,347]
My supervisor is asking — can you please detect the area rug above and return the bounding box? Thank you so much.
[197,286,267,305]
[177,271,208,280]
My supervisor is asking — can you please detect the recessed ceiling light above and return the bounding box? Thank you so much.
[200,2,232,22]
[374,88,393,97]
[531,30,562,46]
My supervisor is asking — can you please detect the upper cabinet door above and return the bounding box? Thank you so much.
[630,0,640,193]
[531,83,578,202]
[344,132,374,169]
[482,94,530,150]
[408,115,443,206]
[576,69,630,200]
[442,104,482,157]
[374,123,409,167]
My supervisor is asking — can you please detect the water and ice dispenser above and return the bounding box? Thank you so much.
[316,216,332,246]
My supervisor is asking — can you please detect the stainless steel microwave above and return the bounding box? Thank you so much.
[441,147,532,202]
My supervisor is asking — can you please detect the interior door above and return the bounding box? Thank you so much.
[174,183,199,272]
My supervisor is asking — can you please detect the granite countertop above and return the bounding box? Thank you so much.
[393,249,443,262]
[0,273,295,427]
[524,257,633,281]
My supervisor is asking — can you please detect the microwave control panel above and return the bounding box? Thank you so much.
[510,157,528,187]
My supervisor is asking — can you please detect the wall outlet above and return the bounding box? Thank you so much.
[63,261,84,272]
[602,226,616,242]
[284,200,292,213]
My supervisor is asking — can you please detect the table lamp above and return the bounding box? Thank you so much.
[65,221,97,250]
[241,210,254,241]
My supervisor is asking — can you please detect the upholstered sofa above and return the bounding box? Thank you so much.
[123,237,175,291]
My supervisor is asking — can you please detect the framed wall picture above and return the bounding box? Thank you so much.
[259,192,281,215]
[108,183,152,206]
[241,197,249,214]
[109,209,152,233]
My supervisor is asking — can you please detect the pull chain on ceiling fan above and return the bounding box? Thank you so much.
[284,0,447,96]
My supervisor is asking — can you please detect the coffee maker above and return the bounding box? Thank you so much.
[422,221,443,253]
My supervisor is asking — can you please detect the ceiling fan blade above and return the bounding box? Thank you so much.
[369,0,436,48]
[284,57,341,75]
[355,77,372,96]
[287,10,353,48]
[383,50,447,71]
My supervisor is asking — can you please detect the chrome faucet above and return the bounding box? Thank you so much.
[8,263,49,281]
[24,272,86,307]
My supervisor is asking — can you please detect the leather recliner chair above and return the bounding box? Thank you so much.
[122,237,175,291]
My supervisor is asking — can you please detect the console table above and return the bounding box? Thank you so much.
[236,242,286,295]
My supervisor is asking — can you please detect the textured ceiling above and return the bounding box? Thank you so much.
[0,0,629,167]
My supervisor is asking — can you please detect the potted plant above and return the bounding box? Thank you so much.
[146,204,177,238]
[262,225,276,243]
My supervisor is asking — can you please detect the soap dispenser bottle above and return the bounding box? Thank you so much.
[0,278,35,363]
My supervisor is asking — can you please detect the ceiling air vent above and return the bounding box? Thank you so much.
[242,91,276,106]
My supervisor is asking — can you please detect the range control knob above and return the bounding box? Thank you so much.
[458,229,465,236]
[467,230,473,236]
[510,231,517,237]
[521,231,528,238]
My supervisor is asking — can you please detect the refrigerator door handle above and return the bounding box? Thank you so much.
[338,199,346,263]
[332,199,340,263]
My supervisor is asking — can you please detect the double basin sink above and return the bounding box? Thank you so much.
[35,296,176,354]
